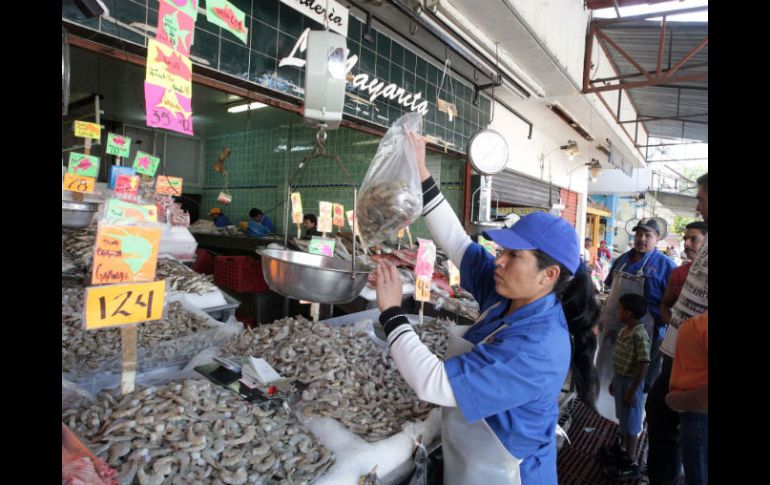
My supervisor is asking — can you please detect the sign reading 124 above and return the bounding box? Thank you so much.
[279,28,429,115]
[84,280,166,330]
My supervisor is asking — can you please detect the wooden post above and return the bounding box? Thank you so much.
[120,324,138,395]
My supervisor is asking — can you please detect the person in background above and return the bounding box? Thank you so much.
[646,173,708,485]
[597,240,612,262]
[604,293,650,480]
[666,311,708,485]
[659,221,708,325]
[208,208,231,228]
[605,219,675,391]
[583,237,594,265]
[374,132,599,485]
[301,214,322,240]
[247,208,273,238]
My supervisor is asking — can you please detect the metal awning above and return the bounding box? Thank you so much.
[583,7,708,154]
[646,190,698,218]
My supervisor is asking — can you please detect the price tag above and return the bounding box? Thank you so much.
[105,199,158,223]
[414,239,436,302]
[318,201,333,233]
[397,228,405,239]
[290,192,303,214]
[91,224,162,284]
[345,210,359,236]
[106,133,132,157]
[114,174,140,198]
[84,280,166,329]
[447,260,461,286]
[74,120,101,139]
[332,203,345,227]
[292,211,303,224]
[309,236,335,257]
[415,275,432,302]
[478,235,498,256]
[67,152,100,178]
[132,151,161,177]
[63,173,96,193]
[156,176,183,195]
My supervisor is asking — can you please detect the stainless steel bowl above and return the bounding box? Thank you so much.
[258,249,374,304]
[62,200,98,228]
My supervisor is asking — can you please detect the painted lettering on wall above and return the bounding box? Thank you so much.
[279,28,429,115]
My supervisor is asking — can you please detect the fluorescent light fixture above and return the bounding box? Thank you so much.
[227,102,268,114]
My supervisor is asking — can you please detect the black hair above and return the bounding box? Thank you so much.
[585,237,592,243]
[618,293,647,320]
[249,208,263,218]
[696,173,708,189]
[534,250,599,408]
[685,221,708,235]
[303,213,317,224]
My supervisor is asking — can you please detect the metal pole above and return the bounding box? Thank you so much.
[351,187,357,280]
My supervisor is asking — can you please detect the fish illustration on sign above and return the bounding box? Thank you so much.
[67,152,99,178]
[212,4,246,33]
[154,49,192,80]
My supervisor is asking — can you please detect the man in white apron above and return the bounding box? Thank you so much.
[596,219,675,422]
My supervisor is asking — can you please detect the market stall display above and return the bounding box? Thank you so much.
[63,379,334,484]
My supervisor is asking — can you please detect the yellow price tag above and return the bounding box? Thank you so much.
[415,275,432,302]
[74,120,101,139]
[63,173,96,193]
[448,260,461,286]
[292,211,304,224]
[155,176,183,195]
[84,280,166,330]
[397,228,406,238]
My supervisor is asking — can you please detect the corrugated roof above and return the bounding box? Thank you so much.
[600,20,707,142]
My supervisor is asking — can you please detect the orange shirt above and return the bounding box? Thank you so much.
[670,311,708,392]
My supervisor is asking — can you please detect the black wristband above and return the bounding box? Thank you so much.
[421,176,441,206]
[379,306,410,337]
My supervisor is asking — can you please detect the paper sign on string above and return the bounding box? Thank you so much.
[156,0,195,56]
[318,201,333,233]
[205,0,249,44]
[144,82,194,136]
[91,225,162,285]
[332,203,345,227]
[414,239,436,302]
[146,39,192,97]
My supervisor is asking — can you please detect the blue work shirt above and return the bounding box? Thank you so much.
[605,249,675,327]
[259,215,275,232]
[444,243,571,485]
[213,214,231,228]
[247,220,270,238]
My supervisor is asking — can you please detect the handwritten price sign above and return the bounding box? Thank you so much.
[144,82,194,136]
[156,176,183,195]
[292,212,304,224]
[63,173,96,193]
[291,192,303,213]
[74,121,101,139]
[333,203,345,227]
[309,236,336,257]
[106,133,132,158]
[414,239,436,303]
[318,201,333,233]
[415,275,431,302]
[84,280,166,330]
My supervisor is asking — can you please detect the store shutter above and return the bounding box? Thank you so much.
[491,169,560,208]
[560,188,578,227]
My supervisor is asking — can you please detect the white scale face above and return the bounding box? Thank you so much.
[468,129,509,175]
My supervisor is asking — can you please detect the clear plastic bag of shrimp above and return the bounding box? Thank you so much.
[357,113,424,245]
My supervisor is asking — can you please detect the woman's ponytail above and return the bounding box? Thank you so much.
[535,254,600,407]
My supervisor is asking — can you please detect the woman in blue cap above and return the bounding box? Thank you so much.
[375,134,599,485]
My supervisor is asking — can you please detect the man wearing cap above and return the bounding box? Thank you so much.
[208,208,231,228]
[602,218,675,393]
[372,132,600,485]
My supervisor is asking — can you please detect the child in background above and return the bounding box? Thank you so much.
[605,293,651,480]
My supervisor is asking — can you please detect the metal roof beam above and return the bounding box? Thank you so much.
[584,72,708,93]
[593,6,708,26]
[592,62,708,84]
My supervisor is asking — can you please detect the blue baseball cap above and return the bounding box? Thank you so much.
[482,212,580,275]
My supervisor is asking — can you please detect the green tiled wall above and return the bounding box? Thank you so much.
[63,0,492,150]
[201,121,466,239]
